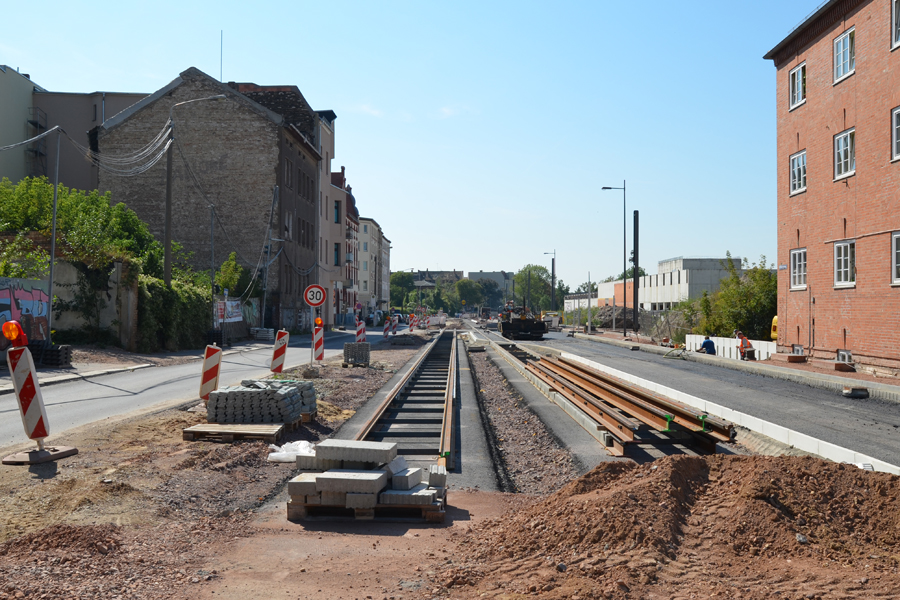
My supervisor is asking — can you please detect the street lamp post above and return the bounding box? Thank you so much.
[601,180,626,337]
[164,94,227,286]
[544,250,556,311]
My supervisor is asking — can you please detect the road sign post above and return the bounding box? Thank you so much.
[304,286,327,365]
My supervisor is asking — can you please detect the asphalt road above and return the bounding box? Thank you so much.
[531,332,900,467]
[0,343,342,451]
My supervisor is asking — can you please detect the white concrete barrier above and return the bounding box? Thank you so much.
[686,334,775,361]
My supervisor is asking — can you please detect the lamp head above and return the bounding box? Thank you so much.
[601,187,613,190]
[2,320,28,347]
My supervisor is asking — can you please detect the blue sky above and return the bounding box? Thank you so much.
[1,1,819,289]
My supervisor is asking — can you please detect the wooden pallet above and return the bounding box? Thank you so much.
[341,362,369,368]
[182,423,284,443]
[287,500,445,523]
[282,411,317,432]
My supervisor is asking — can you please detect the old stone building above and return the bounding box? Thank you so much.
[98,67,330,330]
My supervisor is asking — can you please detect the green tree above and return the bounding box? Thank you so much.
[390,271,415,307]
[0,233,49,278]
[514,265,552,311]
[476,278,503,309]
[697,252,777,340]
[575,281,597,294]
[456,279,484,308]
[215,252,244,292]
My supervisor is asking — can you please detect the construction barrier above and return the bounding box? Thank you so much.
[392,316,398,335]
[7,346,49,444]
[270,329,290,373]
[313,326,324,360]
[199,345,223,401]
[383,319,391,337]
[356,321,367,342]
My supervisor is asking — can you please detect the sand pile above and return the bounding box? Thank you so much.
[440,455,900,599]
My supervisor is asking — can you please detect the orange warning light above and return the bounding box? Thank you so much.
[2,320,28,347]
[314,317,323,327]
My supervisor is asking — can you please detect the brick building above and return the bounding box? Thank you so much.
[98,67,330,330]
[765,0,900,373]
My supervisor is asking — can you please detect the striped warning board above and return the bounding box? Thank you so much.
[356,321,367,342]
[313,326,324,361]
[270,329,290,373]
[6,347,49,441]
[383,318,391,337]
[392,316,398,335]
[199,345,223,401]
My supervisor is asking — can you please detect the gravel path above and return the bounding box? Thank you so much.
[468,350,579,495]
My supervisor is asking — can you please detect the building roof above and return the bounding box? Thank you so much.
[99,67,283,134]
[763,0,866,66]
[229,83,317,140]
[0,65,47,92]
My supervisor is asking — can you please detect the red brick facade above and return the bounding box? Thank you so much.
[767,0,900,373]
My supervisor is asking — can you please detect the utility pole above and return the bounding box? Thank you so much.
[164,128,174,286]
[633,210,639,333]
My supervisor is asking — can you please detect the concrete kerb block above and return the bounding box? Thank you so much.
[315,469,388,494]
[383,456,409,477]
[380,483,437,505]
[392,468,423,490]
[346,492,378,509]
[321,491,347,506]
[428,464,447,488]
[315,439,398,464]
[287,473,318,497]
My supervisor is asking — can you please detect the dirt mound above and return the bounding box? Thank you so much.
[439,455,900,599]
[0,524,120,558]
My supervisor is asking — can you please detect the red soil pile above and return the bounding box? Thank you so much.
[437,455,900,599]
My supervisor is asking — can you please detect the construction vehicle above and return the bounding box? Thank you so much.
[540,311,564,332]
[498,301,547,340]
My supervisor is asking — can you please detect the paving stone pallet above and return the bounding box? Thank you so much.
[343,342,370,367]
[28,343,72,368]
[206,379,316,424]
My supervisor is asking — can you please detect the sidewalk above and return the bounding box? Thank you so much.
[568,330,900,404]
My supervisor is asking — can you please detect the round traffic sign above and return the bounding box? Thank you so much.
[304,284,327,307]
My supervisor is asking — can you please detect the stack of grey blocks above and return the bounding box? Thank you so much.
[343,342,371,365]
[287,440,448,520]
[206,379,316,424]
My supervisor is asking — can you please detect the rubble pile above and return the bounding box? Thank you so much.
[444,455,900,599]
[287,440,447,519]
[206,379,316,424]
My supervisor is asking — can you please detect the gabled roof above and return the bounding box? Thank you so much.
[100,67,283,134]
[229,83,316,139]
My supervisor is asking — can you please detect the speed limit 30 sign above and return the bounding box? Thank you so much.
[304,284,327,307]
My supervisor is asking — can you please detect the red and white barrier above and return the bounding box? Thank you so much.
[426,316,431,329]
[313,326,324,360]
[7,347,49,443]
[356,320,367,342]
[392,316,398,335]
[199,345,223,401]
[270,329,289,373]
[383,319,390,336]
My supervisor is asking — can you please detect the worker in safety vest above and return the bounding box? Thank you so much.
[736,331,752,360]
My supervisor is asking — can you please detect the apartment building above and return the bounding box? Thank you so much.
[358,217,390,320]
[765,0,900,373]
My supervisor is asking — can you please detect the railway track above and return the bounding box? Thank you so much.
[475,327,733,458]
[356,330,457,469]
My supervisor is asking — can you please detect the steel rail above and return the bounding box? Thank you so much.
[556,356,733,441]
[437,332,458,469]
[355,331,444,442]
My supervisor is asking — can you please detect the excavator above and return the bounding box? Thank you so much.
[497,301,547,340]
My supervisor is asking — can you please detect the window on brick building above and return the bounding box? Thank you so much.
[790,150,807,194]
[789,63,806,109]
[834,28,855,82]
[893,107,900,160]
[893,233,900,284]
[790,249,807,289]
[284,158,293,189]
[894,0,900,48]
[334,201,341,224]
[834,241,856,286]
[834,129,855,179]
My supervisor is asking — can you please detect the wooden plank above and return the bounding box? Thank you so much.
[182,423,284,443]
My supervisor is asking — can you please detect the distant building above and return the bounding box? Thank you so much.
[765,0,900,373]
[358,218,390,319]
[466,270,514,296]
[415,269,463,284]
[0,66,46,184]
[564,257,741,312]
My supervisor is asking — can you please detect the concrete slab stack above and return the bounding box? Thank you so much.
[206,379,316,424]
[285,440,447,521]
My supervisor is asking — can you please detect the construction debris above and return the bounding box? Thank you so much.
[206,379,316,424]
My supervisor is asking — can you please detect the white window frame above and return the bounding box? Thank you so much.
[834,28,855,83]
[790,150,807,194]
[892,232,900,284]
[893,0,900,50]
[893,107,900,161]
[834,240,856,287]
[791,248,807,289]
[789,62,806,109]
[834,128,855,180]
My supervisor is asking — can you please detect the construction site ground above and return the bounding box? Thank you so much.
[0,331,898,599]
